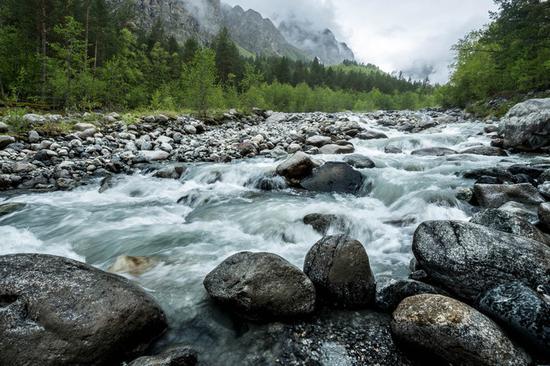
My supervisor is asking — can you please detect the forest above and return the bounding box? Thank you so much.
[0,0,435,113]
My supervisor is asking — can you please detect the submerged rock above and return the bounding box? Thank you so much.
[300,162,364,194]
[304,235,375,308]
[0,202,26,217]
[108,255,158,276]
[0,254,167,366]
[478,282,550,359]
[471,208,548,244]
[391,294,531,366]
[473,183,545,208]
[303,213,346,235]
[375,279,447,312]
[203,252,316,321]
[153,165,187,179]
[343,154,375,169]
[411,147,457,156]
[128,346,198,366]
[413,220,550,301]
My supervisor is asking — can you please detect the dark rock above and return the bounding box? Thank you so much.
[460,145,508,156]
[539,202,550,231]
[413,221,550,301]
[246,174,286,191]
[276,152,319,186]
[357,130,388,140]
[128,346,198,366]
[0,135,15,149]
[384,145,403,154]
[499,201,540,223]
[508,164,546,180]
[238,142,257,157]
[303,235,375,308]
[473,183,545,208]
[303,213,346,235]
[391,294,531,366]
[300,162,364,195]
[410,147,457,156]
[463,167,515,183]
[0,202,26,217]
[343,154,375,169]
[375,279,448,312]
[278,309,413,365]
[153,165,186,179]
[471,208,548,244]
[0,254,167,366]
[203,252,316,321]
[478,282,550,359]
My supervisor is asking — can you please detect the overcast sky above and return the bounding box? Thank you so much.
[224,0,498,83]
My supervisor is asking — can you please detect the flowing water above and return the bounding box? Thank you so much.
[0,113,544,363]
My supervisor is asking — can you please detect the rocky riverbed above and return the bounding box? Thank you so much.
[0,99,549,365]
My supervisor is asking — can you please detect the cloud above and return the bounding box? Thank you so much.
[223,0,498,83]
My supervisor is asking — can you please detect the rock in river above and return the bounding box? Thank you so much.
[319,143,355,154]
[391,294,531,366]
[203,252,316,321]
[128,346,198,366]
[499,98,550,151]
[412,220,550,301]
[343,154,375,169]
[478,282,550,359]
[304,235,376,308]
[375,279,447,312]
[0,202,26,217]
[411,147,457,156]
[473,183,545,208]
[276,151,319,186]
[539,202,550,231]
[300,162,364,194]
[460,145,508,156]
[471,208,548,244]
[303,213,346,235]
[0,254,167,366]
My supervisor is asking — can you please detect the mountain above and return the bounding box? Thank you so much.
[279,20,355,65]
[221,5,306,60]
[119,0,355,63]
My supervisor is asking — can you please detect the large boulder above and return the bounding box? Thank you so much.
[391,294,531,366]
[300,162,364,194]
[499,98,550,151]
[305,135,332,147]
[275,151,319,186]
[473,183,545,208]
[0,254,167,366]
[478,282,550,360]
[413,221,550,301]
[471,208,548,244]
[203,252,316,321]
[303,235,375,308]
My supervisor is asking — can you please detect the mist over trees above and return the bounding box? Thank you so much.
[0,0,434,112]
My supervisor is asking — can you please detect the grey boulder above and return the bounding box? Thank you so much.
[300,162,364,194]
[203,252,316,321]
[473,183,545,208]
[478,282,550,359]
[319,143,355,154]
[0,254,167,366]
[499,98,550,151]
[276,151,319,186]
[412,220,550,301]
[343,154,375,169]
[471,208,548,244]
[304,235,375,308]
[391,294,531,366]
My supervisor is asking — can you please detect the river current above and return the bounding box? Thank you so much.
[0,112,543,363]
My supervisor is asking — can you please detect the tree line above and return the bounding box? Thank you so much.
[0,0,436,113]
[441,0,550,111]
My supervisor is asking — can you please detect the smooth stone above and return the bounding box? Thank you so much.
[203,252,316,321]
[108,255,158,276]
[138,150,170,162]
[357,130,388,140]
[0,202,26,217]
[478,282,550,359]
[471,208,548,244]
[391,294,531,366]
[413,220,550,301]
[74,122,96,131]
[384,145,403,154]
[460,145,508,156]
[153,165,186,179]
[0,254,167,366]
[343,154,375,169]
[474,183,545,208]
[375,279,448,312]
[276,152,319,186]
[0,135,15,149]
[300,162,364,195]
[499,98,550,151]
[410,147,457,156]
[128,347,198,366]
[306,135,332,147]
[319,143,354,154]
[304,235,376,308]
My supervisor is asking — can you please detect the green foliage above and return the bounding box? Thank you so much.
[443,0,550,109]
